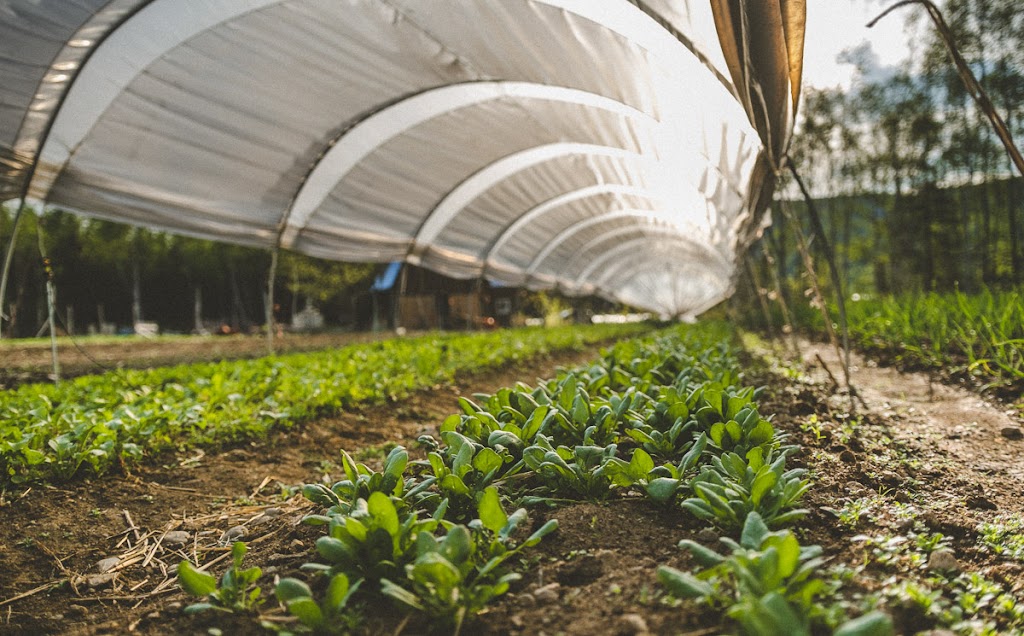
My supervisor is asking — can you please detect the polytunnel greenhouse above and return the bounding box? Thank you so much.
[6,2,1023,635]
[0,0,805,318]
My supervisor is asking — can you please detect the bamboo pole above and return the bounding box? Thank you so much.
[780,199,853,404]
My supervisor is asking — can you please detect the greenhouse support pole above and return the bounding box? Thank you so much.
[36,219,60,384]
[45,271,60,384]
[788,164,852,389]
[265,246,279,355]
[0,199,28,339]
[394,263,407,331]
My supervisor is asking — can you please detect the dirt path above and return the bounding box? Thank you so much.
[802,339,1024,512]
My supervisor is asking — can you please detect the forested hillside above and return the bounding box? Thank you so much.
[762,0,1023,296]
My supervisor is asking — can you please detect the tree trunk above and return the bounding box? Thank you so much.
[982,180,994,283]
[1008,174,1022,284]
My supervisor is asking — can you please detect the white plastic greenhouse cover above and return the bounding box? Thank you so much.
[0,0,805,318]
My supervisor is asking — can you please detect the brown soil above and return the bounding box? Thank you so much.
[1,337,1023,635]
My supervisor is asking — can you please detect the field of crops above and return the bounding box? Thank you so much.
[0,319,1022,635]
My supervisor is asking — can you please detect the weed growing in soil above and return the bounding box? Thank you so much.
[978,516,1024,562]
[178,541,264,615]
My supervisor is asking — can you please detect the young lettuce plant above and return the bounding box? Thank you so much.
[521,434,618,501]
[380,487,557,636]
[602,433,709,504]
[419,431,513,520]
[301,446,438,516]
[303,491,447,582]
[177,541,264,614]
[658,513,893,636]
[682,446,809,529]
[271,573,362,635]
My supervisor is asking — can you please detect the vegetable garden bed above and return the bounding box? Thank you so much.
[0,323,1022,635]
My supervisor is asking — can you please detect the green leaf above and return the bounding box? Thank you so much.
[677,539,725,567]
[473,447,504,476]
[571,394,589,424]
[745,446,764,471]
[645,477,680,503]
[428,452,447,478]
[183,602,216,614]
[656,566,714,598]
[275,577,312,603]
[367,491,399,535]
[380,578,425,611]
[524,519,559,546]
[344,516,368,542]
[679,433,708,472]
[411,552,462,589]
[724,420,742,443]
[177,560,217,597]
[440,525,474,565]
[285,597,324,627]
[441,414,461,432]
[340,450,358,484]
[458,397,482,416]
[478,486,508,534]
[324,573,350,612]
[452,441,475,477]
[833,611,895,636]
[230,541,248,566]
[383,447,409,482]
[709,422,725,446]
[750,469,778,506]
[771,533,801,579]
[316,536,354,565]
[748,419,775,446]
[740,512,770,549]
[630,448,655,475]
[440,473,471,496]
[500,508,528,541]
[522,404,549,440]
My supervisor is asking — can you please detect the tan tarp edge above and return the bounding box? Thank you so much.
[711,0,806,164]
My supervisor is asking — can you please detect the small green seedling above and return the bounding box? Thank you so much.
[272,573,362,635]
[177,541,263,614]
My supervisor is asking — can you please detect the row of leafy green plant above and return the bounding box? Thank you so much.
[0,323,648,487]
[797,288,1024,389]
[179,322,891,635]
